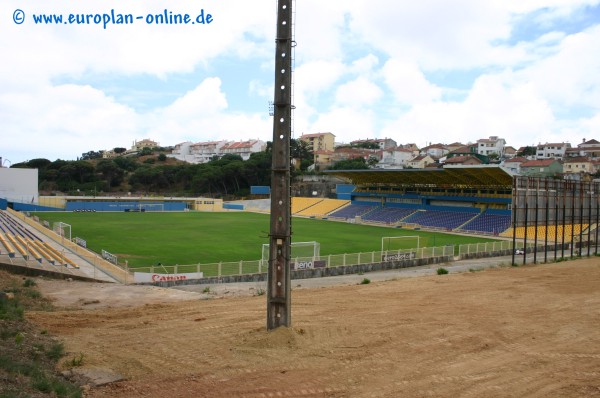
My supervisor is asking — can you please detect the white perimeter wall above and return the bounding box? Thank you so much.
[0,168,38,203]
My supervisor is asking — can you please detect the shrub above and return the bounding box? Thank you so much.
[436,267,449,275]
[23,279,37,287]
[360,278,371,285]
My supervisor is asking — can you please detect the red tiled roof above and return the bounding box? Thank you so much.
[564,156,591,163]
[444,155,482,164]
[521,159,559,167]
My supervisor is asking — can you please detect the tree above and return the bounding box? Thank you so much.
[517,146,536,157]
[96,159,125,188]
[328,157,369,170]
[158,153,167,162]
[113,156,138,172]
[80,150,103,160]
[113,147,127,154]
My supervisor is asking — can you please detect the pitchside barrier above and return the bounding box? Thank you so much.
[131,240,546,281]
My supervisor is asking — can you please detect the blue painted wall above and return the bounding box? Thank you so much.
[65,201,186,211]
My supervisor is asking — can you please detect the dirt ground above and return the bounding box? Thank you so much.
[27,258,600,398]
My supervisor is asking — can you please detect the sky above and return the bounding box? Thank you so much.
[1,0,600,165]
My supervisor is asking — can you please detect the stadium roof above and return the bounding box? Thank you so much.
[325,166,514,188]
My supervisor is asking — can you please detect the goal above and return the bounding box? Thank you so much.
[262,241,320,264]
[53,222,71,242]
[138,203,164,212]
[381,236,420,252]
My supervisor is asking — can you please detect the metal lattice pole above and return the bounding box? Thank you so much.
[267,0,293,330]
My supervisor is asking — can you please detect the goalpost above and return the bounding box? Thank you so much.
[53,222,71,242]
[262,241,320,264]
[138,203,165,212]
[381,236,420,252]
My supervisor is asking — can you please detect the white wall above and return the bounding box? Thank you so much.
[0,168,38,203]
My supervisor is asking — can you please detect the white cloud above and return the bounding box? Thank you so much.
[520,25,600,109]
[334,77,383,107]
[308,107,377,143]
[0,84,138,160]
[382,59,442,105]
[2,0,600,163]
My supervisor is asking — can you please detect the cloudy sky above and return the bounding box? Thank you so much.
[2,0,600,165]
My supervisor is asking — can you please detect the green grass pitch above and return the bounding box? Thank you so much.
[33,211,499,269]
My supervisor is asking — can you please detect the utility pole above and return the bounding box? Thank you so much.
[267,0,293,330]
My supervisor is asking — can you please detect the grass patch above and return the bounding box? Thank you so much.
[360,278,371,285]
[32,211,500,269]
[0,271,82,398]
[436,267,449,275]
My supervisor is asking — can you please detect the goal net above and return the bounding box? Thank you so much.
[261,241,320,264]
[138,203,164,212]
[53,222,71,241]
[381,235,420,252]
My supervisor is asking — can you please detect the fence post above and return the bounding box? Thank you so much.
[327,254,331,268]
[372,251,375,263]
[174,264,178,274]
[218,262,222,277]
[239,260,243,275]
[343,253,346,266]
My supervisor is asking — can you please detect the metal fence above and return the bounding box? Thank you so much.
[131,245,458,278]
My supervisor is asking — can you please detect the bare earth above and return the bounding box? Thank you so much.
[28,259,600,398]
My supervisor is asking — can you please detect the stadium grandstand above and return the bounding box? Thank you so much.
[325,166,513,234]
[324,166,600,258]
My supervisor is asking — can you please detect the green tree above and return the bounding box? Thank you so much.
[80,150,103,160]
[328,157,369,170]
[96,159,125,188]
[517,146,536,157]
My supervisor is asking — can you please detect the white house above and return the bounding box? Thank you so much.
[377,147,419,169]
[477,136,506,157]
[536,142,571,159]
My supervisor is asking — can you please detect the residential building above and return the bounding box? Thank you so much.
[446,142,466,153]
[536,142,571,159]
[445,144,488,164]
[503,146,517,158]
[377,147,419,169]
[399,143,420,152]
[563,156,593,175]
[169,139,265,164]
[407,155,435,169]
[132,139,159,151]
[501,157,527,175]
[420,143,448,159]
[102,149,116,159]
[476,136,506,157]
[192,141,228,163]
[313,149,334,169]
[220,140,266,160]
[576,139,600,158]
[519,159,563,177]
[300,132,336,152]
[443,155,483,166]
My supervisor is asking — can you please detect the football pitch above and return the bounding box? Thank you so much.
[33,211,499,269]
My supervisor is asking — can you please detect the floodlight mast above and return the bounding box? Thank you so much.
[267,0,293,330]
